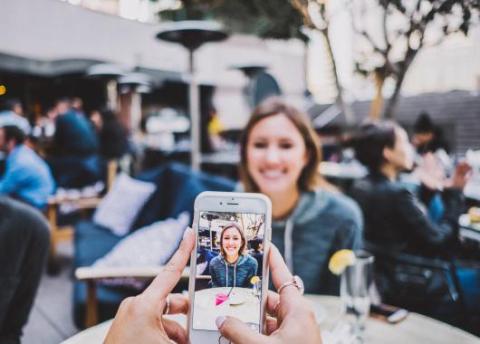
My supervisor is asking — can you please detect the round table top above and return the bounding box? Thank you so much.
[192,287,260,331]
[307,295,479,344]
[62,295,479,344]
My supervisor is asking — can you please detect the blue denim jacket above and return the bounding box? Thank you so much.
[0,145,55,209]
[209,254,258,288]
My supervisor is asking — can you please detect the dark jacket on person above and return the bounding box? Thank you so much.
[209,254,258,288]
[0,197,50,342]
[98,116,129,159]
[349,173,463,257]
[54,110,98,157]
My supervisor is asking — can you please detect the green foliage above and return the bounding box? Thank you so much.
[157,0,306,40]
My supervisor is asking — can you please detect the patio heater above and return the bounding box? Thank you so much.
[86,63,129,111]
[231,64,267,110]
[156,21,228,171]
[117,72,152,133]
[231,63,281,110]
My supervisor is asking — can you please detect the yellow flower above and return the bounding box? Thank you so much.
[250,276,261,284]
[328,249,356,275]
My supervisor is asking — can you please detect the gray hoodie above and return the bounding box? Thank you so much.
[209,254,258,288]
[272,189,363,295]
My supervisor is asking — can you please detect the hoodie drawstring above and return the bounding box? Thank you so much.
[284,218,294,273]
[224,259,237,287]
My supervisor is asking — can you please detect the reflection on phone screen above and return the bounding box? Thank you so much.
[192,211,265,331]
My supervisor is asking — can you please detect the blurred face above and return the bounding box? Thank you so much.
[384,127,414,171]
[0,128,13,154]
[12,104,23,115]
[412,132,433,148]
[55,101,69,116]
[72,98,83,110]
[246,114,308,196]
[222,227,242,258]
[90,110,103,130]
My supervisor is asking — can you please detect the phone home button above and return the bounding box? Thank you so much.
[218,335,230,344]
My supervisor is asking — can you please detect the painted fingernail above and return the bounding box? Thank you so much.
[183,226,192,239]
[216,316,226,329]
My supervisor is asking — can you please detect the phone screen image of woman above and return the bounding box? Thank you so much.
[192,211,265,331]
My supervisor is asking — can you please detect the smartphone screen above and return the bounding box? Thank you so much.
[192,210,266,332]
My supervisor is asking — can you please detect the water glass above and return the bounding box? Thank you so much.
[340,250,374,341]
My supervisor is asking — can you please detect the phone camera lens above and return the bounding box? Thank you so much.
[220,202,223,205]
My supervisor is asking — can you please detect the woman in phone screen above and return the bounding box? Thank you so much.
[238,97,363,294]
[209,223,258,288]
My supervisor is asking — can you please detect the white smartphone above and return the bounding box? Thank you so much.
[187,191,272,344]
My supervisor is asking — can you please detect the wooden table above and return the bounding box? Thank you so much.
[61,295,480,344]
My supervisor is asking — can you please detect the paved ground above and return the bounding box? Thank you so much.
[22,243,79,344]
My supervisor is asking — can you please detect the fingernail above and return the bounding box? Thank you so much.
[183,227,192,239]
[216,316,226,329]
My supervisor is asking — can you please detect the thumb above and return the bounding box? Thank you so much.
[216,316,266,344]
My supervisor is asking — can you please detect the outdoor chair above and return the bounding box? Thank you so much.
[45,160,118,273]
[72,163,235,328]
[366,242,466,326]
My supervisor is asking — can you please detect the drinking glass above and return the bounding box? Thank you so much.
[252,280,262,299]
[340,250,374,342]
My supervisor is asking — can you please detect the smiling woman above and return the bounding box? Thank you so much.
[209,223,258,288]
[238,97,363,295]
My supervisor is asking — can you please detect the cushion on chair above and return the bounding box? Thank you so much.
[93,213,189,268]
[93,173,156,236]
[130,163,235,231]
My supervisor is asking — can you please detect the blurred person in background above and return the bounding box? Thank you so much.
[0,197,50,344]
[71,97,85,116]
[411,113,453,223]
[350,121,479,323]
[0,125,55,210]
[52,97,98,157]
[350,121,468,256]
[89,109,129,160]
[238,97,363,295]
[0,98,31,135]
[48,97,101,188]
[412,112,450,160]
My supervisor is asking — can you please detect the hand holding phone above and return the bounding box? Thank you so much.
[188,192,272,343]
[217,245,322,344]
[104,228,195,344]
[105,192,321,344]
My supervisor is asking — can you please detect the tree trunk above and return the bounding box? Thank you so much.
[321,28,355,124]
[383,71,406,119]
[369,71,385,120]
[383,51,417,119]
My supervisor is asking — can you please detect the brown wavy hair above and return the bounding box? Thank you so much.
[239,97,322,192]
[218,223,247,257]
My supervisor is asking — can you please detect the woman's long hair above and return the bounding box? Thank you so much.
[239,97,322,192]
